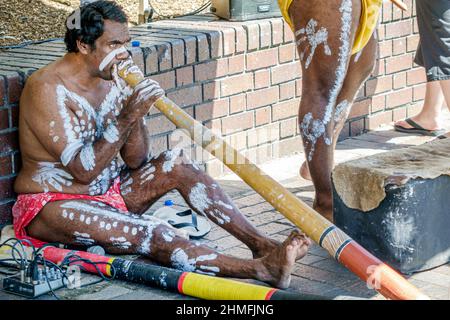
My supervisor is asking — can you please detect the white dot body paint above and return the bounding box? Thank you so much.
[131,227,138,236]
[215,200,233,210]
[69,212,74,220]
[188,183,212,214]
[170,249,218,273]
[80,214,85,222]
[112,221,118,228]
[62,210,68,218]
[140,163,156,185]
[32,162,74,193]
[110,236,132,249]
[106,223,112,230]
[162,149,182,173]
[123,226,129,234]
[100,221,105,228]
[85,217,91,225]
[74,231,95,245]
[295,19,332,69]
[162,230,175,242]
[300,0,353,161]
[60,201,174,256]
[99,47,127,72]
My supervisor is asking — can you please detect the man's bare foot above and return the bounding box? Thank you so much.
[256,230,311,289]
[299,161,312,181]
[313,198,333,222]
[252,238,280,259]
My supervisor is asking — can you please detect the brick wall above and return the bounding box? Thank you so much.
[0,2,425,225]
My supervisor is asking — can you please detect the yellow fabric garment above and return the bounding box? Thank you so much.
[278,0,382,55]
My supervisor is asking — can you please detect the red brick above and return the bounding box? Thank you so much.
[203,81,220,101]
[393,38,407,55]
[255,107,271,126]
[413,84,426,102]
[402,0,413,18]
[247,123,279,147]
[393,72,406,89]
[246,48,278,71]
[272,136,302,158]
[149,135,168,158]
[393,106,407,121]
[221,73,253,97]
[150,71,175,91]
[13,153,21,174]
[10,105,19,128]
[195,99,229,122]
[279,81,296,101]
[407,68,426,86]
[176,66,193,87]
[407,34,420,53]
[0,201,13,226]
[378,41,393,58]
[228,55,245,75]
[144,46,158,75]
[229,94,246,114]
[365,110,393,130]
[392,3,403,20]
[0,109,8,130]
[271,19,284,46]
[350,119,365,137]
[283,21,295,43]
[295,79,302,97]
[349,98,370,119]
[166,85,202,107]
[371,95,386,113]
[234,26,247,54]
[182,35,197,65]
[0,77,5,107]
[407,102,423,117]
[204,118,222,133]
[271,62,300,85]
[146,115,176,136]
[366,76,392,95]
[259,20,272,48]
[0,177,15,199]
[6,73,23,104]
[194,59,228,82]
[0,155,12,176]
[272,98,300,121]
[385,20,412,39]
[382,2,392,23]
[222,28,236,56]
[247,87,279,110]
[385,54,412,74]
[278,44,296,63]
[244,24,260,51]
[226,131,247,151]
[170,39,185,68]
[156,43,172,72]
[221,111,254,135]
[280,118,297,138]
[0,132,19,154]
[386,87,413,107]
[254,70,270,89]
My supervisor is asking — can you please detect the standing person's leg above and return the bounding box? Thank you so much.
[395,0,450,136]
[289,0,362,220]
[395,81,444,132]
[300,33,378,182]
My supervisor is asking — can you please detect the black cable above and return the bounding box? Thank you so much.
[149,0,211,20]
[0,38,63,51]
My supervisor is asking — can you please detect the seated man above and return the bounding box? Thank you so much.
[278,0,382,220]
[12,1,310,289]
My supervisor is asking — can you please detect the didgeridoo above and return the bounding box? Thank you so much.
[116,62,428,300]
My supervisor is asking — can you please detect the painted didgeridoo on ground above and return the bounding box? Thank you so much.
[117,63,428,300]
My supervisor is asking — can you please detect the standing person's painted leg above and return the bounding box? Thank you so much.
[121,150,279,258]
[300,33,378,181]
[289,0,361,220]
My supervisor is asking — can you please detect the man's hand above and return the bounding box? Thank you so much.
[120,77,165,122]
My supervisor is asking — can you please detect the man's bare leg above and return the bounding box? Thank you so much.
[289,0,362,219]
[300,34,377,182]
[120,150,280,258]
[26,200,310,289]
[395,81,445,131]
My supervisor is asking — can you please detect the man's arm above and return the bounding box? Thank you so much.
[120,117,150,169]
[24,77,157,184]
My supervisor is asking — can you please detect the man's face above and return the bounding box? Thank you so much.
[85,20,131,80]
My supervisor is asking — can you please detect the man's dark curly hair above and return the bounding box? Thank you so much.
[64,1,128,53]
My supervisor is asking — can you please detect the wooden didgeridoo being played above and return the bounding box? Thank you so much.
[117,63,428,300]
